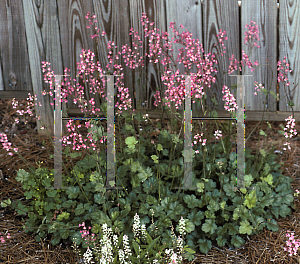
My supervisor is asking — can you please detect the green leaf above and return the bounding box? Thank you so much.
[244,189,257,209]
[262,88,268,95]
[223,183,236,197]
[132,240,140,256]
[109,180,115,187]
[66,186,81,199]
[259,130,267,136]
[1,199,11,207]
[187,210,204,226]
[202,219,217,235]
[269,91,277,99]
[46,189,57,198]
[216,236,227,247]
[266,218,279,232]
[244,174,253,187]
[240,188,247,194]
[198,239,212,254]
[74,203,85,216]
[260,173,273,186]
[51,235,61,246]
[16,169,30,183]
[196,182,205,193]
[14,200,28,215]
[282,194,294,204]
[157,144,163,151]
[162,149,169,156]
[24,191,33,199]
[184,219,195,233]
[167,201,184,220]
[279,204,291,217]
[151,155,159,164]
[259,149,266,157]
[220,201,226,210]
[57,212,70,221]
[125,136,138,149]
[231,235,245,248]
[239,220,253,235]
[226,223,238,236]
[146,196,158,205]
[184,194,199,209]
[207,199,219,212]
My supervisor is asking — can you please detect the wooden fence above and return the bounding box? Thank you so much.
[0,0,299,136]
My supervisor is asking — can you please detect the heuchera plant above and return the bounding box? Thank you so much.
[0,11,298,261]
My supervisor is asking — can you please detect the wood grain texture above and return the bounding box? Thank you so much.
[165,0,202,112]
[22,0,68,135]
[92,0,139,112]
[1,0,299,132]
[57,0,95,111]
[278,0,300,112]
[241,0,277,112]
[203,0,240,112]
[0,0,32,93]
[129,0,166,110]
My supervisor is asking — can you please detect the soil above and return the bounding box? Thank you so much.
[1,98,300,263]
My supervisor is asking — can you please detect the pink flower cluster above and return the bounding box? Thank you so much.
[141,13,218,109]
[254,81,264,96]
[228,21,260,74]
[154,90,162,107]
[79,222,96,245]
[217,29,228,56]
[222,85,238,112]
[192,133,207,148]
[283,115,297,151]
[12,94,41,120]
[60,119,107,152]
[277,56,292,86]
[244,21,260,48]
[0,133,18,156]
[284,230,300,256]
[0,232,11,243]
[228,54,239,74]
[85,12,100,40]
[121,28,144,69]
[214,130,222,140]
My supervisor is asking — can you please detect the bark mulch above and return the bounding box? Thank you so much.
[1,98,300,263]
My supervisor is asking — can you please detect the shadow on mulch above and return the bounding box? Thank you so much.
[1,98,300,263]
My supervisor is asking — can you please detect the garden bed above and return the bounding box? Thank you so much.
[1,98,300,263]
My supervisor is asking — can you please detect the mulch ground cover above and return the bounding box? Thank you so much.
[1,98,300,263]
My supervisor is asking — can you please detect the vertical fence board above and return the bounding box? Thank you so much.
[92,0,134,111]
[128,0,167,110]
[0,0,32,92]
[165,0,202,112]
[1,0,300,132]
[203,0,240,112]
[23,0,76,136]
[241,0,277,112]
[57,0,95,114]
[278,0,300,112]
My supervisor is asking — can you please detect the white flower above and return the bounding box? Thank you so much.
[83,247,95,264]
[178,217,186,236]
[113,234,118,247]
[123,234,132,262]
[133,213,141,238]
[141,224,147,239]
